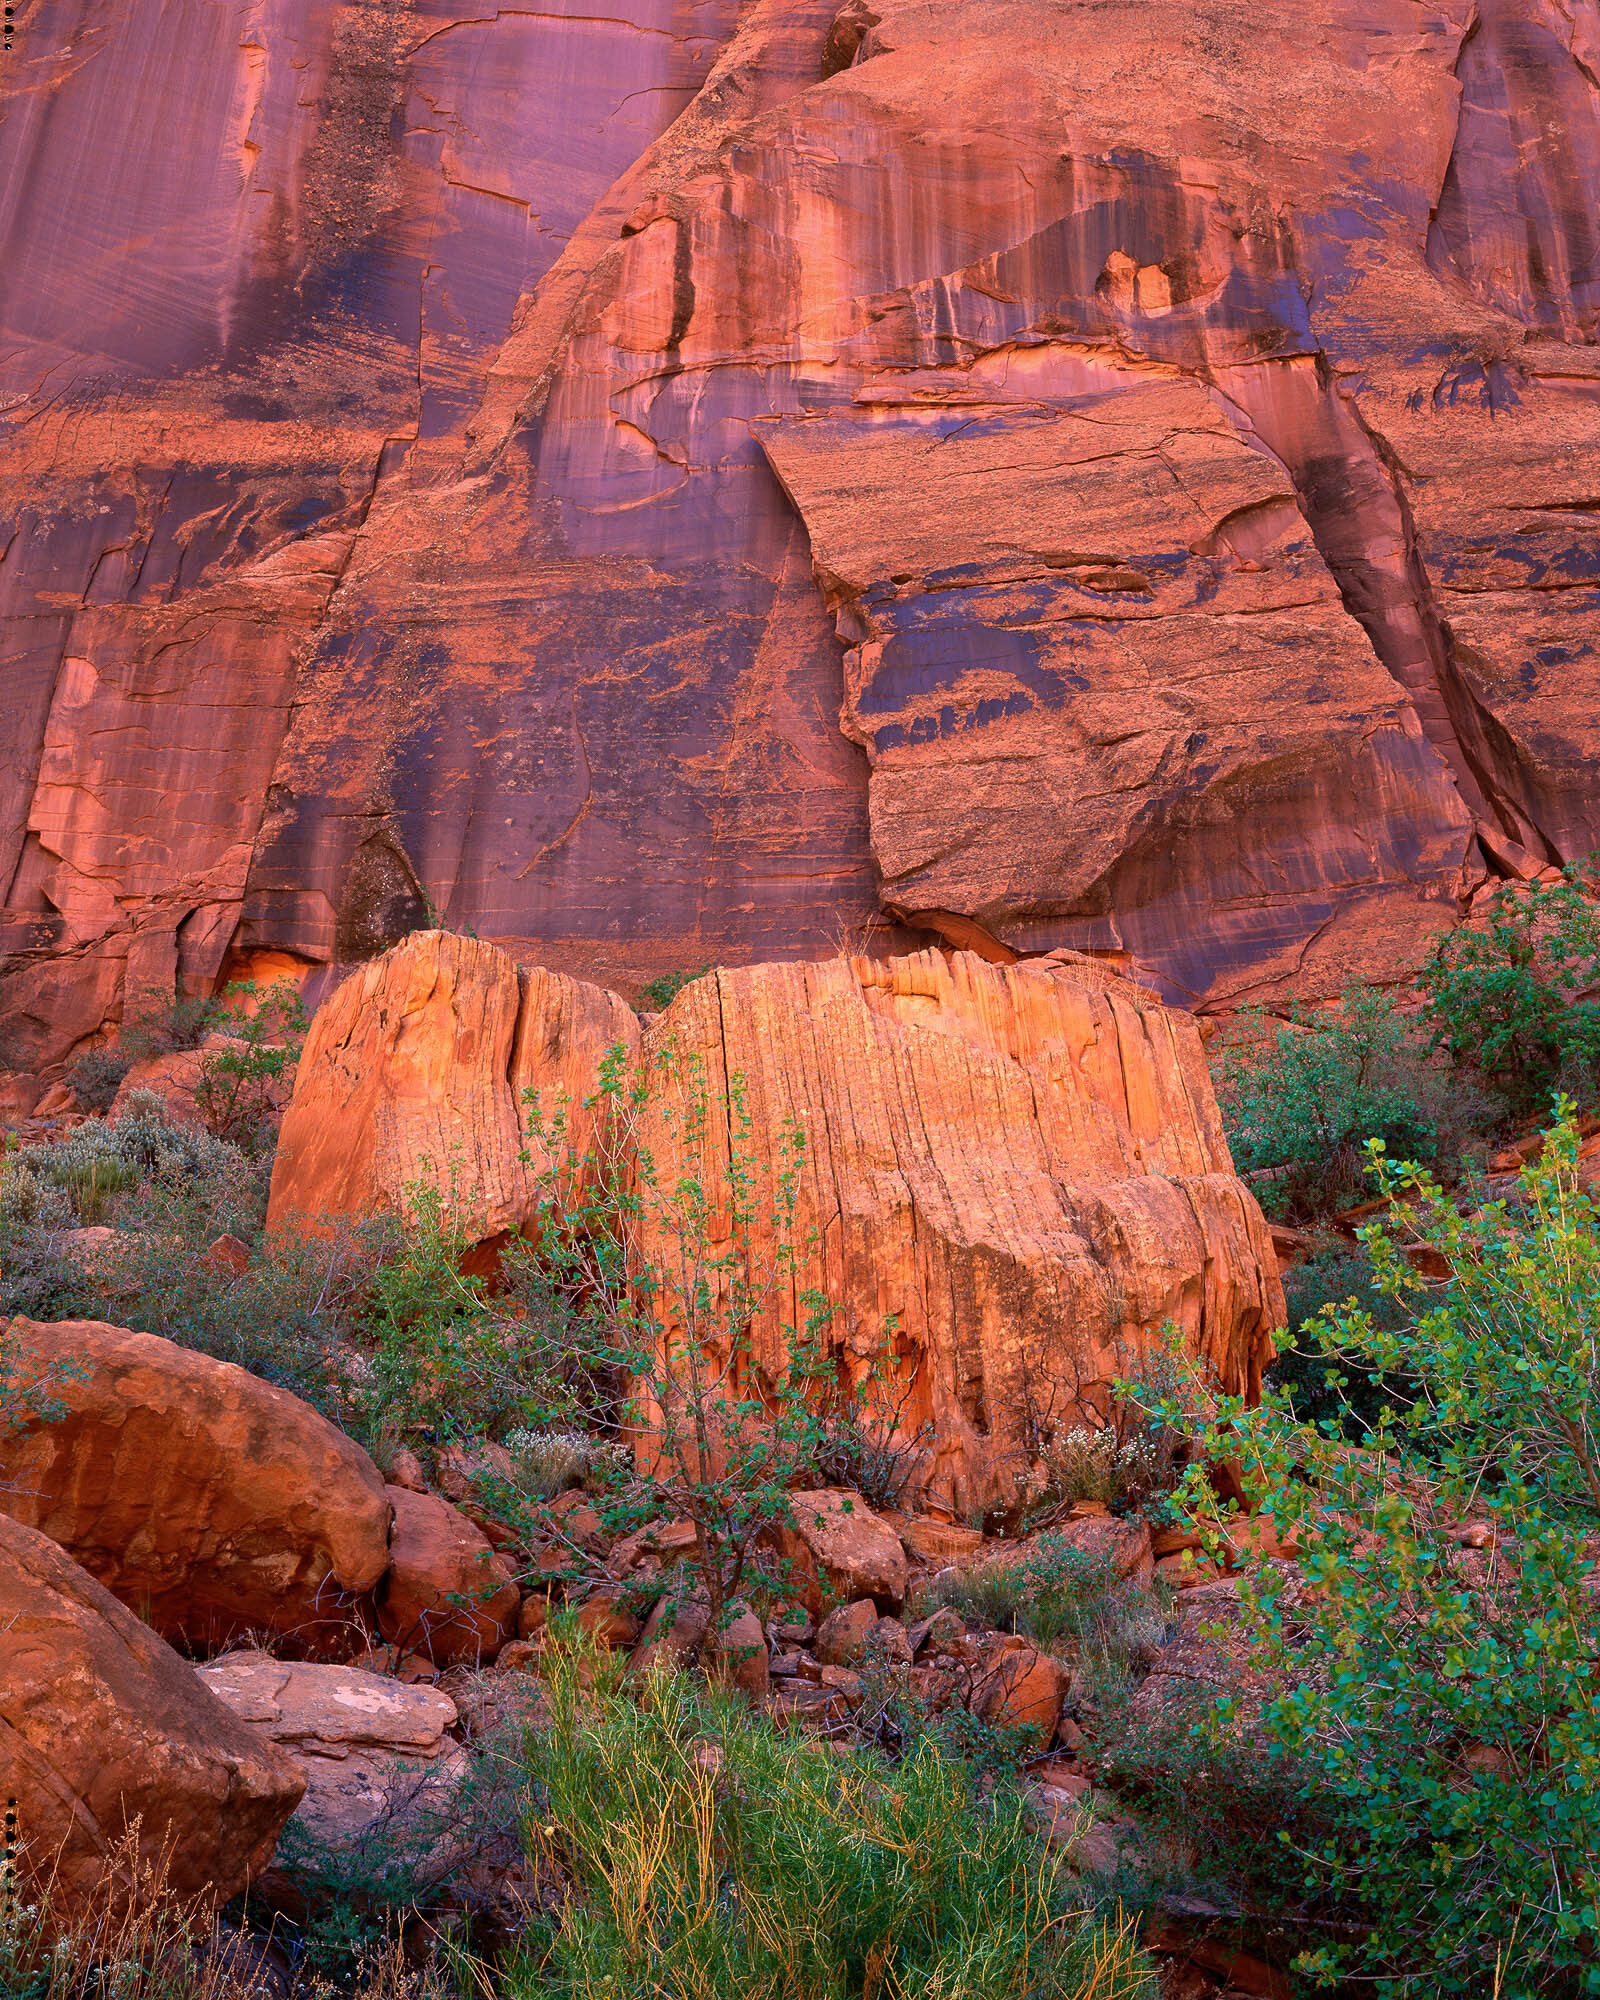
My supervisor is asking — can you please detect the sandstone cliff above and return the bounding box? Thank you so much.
[4,0,1598,1063]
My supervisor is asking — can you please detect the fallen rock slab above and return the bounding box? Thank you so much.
[0,1316,391,1654]
[197,1649,467,1865]
[0,1514,304,1925]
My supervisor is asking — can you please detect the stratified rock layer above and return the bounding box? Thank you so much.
[0,1512,304,1923]
[5,0,1600,1058]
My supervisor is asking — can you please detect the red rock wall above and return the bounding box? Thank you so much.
[4,0,1599,1062]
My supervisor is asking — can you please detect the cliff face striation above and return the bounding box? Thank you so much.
[4,0,1599,1062]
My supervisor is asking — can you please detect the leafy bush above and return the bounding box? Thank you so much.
[1418,865,1600,1120]
[508,1043,876,1642]
[352,1174,561,1455]
[65,1049,129,1115]
[193,980,308,1148]
[0,1098,269,1325]
[806,1379,928,1515]
[112,1216,382,1416]
[514,1639,1157,1999]
[1081,1689,1341,1982]
[119,993,217,1064]
[1267,1236,1412,1437]
[1216,984,1452,1222]
[1144,1105,1600,1996]
[636,965,711,1013]
[13,1093,269,1239]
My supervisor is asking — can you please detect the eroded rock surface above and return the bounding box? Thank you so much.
[0,1316,391,1652]
[5,0,1600,1060]
[267,928,639,1236]
[641,950,1282,1513]
[197,1649,468,1860]
[0,1513,304,1924]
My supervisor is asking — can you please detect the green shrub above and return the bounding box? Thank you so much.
[1144,1105,1600,1996]
[514,1640,1156,1999]
[193,980,308,1149]
[1418,865,1600,1121]
[509,1042,880,1642]
[636,965,711,1013]
[352,1174,563,1454]
[119,993,217,1063]
[65,1049,129,1114]
[1216,984,1452,1222]
[1267,1236,1412,1437]
[1084,1684,1333,1926]
[920,1538,1164,1686]
[806,1378,928,1515]
[15,1093,269,1239]
[109,1215,378,1417]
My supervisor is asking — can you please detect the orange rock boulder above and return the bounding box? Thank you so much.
[0,1316,391,1654]
[0,1513,304,1925]
[378,1487,521,1667]
[776,1490,910,1616]
[267,930,639,1240]
[640,951,1282,1514]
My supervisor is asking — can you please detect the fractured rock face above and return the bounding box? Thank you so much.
[760,372,1474,999]
[5,0,1600,1058]
[640,950,1282,1513]
[0,1316,391,1653]
[267,929,640,1238]
[0,1513,304,1925]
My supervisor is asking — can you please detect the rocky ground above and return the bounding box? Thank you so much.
[0,938,1318,1998]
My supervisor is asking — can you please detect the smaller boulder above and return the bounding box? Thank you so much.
[574,1591,641,1649]
[973,1639,1071,1749]
[379,1488,520,1665]
[775,1489,908,1614]
[914,1606,967,1657]
[0,1317,391,1654]
[1051,1516,1156,1588]
[110,1050,208,1128]
[815,1598,878,1665]
[629,1589,709,1674]
[198,1650,469,1907]
[437,1438,515,1506]
[894,1517,987,1566]
[0,1516,303,1926]
[871,1615,913,1667]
